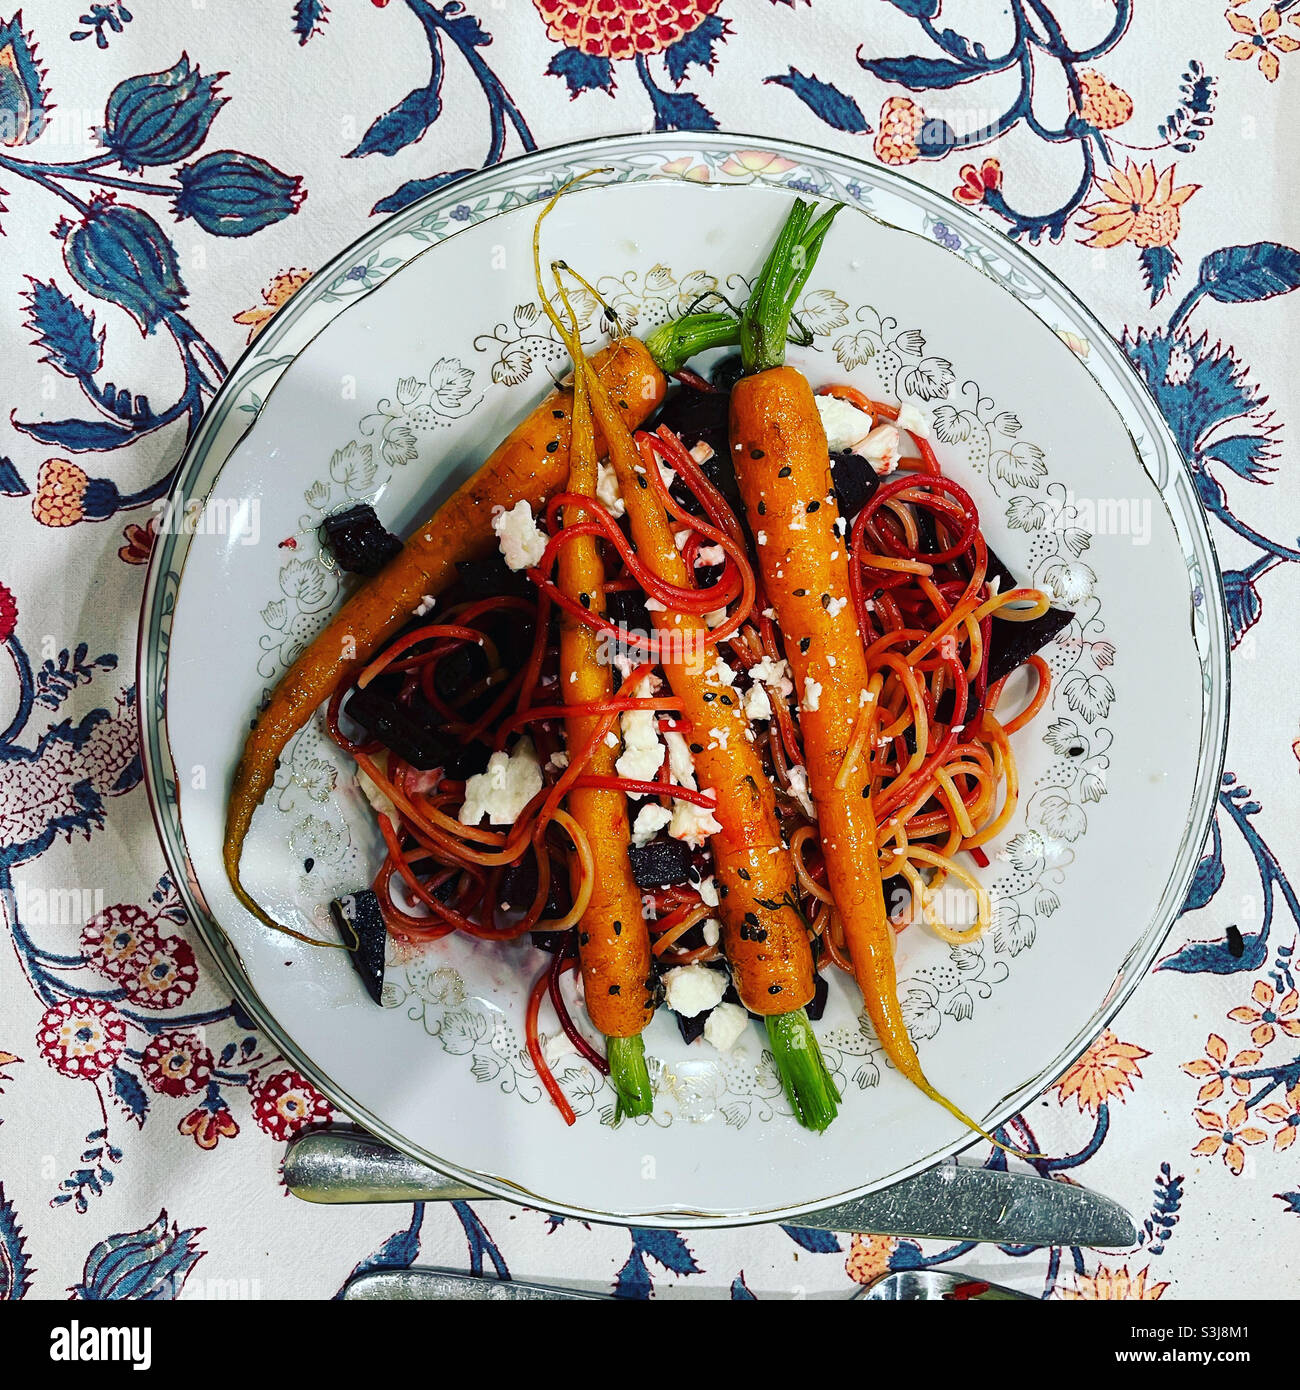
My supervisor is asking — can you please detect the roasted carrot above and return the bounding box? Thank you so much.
[556,273,839,1131]
[534,210,655,1118]
[223,340,668,938]
[728,199,1001,1140]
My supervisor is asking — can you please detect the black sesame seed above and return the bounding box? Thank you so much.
[546,439,559,453]
[579,592,591,608]
[619,400,629,411]
[778,466,792,478]
[719,694,733,706]
[758,500,767,516]
[613,920,622,936]
[799,637,811,654]
[609,984,621,995]
[303,858,314,873]
[738,867,751,880]
[792,588,808,597]
[750,447,766,460]
[579,931,590,946]
[702,691,716,702]
[744,911,759,925]
[718,883,729,898]
[552,409,565,419]
[820,593,831,610]
[690,742,704,753]
[767,984,782,995]
[806,500,821,513]
[636,474,648,489]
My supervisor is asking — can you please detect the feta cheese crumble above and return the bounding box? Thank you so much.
[815,393,874,451]
[704,1001,749,1052]
[458,737,542,826]
[743,682,773,722]
[491,500,547,571]
[669,795,723,848]
[802,677,822,713]
[787,763,815,819]
[751,655,794,699]
[895,401,932,439]
[630,802,672,847]
[858,423,901,473]
[662,962,727,1017]
[595,458,625,518]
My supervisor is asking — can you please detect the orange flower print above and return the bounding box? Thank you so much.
[660,155,710,183]
[1073,69,1134,129]
[1053,1028,1150,1114]
[1192,1098,1268,1174]
[233,267,312,344]
[717,150,797,179]
[1058,1264,1169,1301]
[1079,160,1199,250]
[118,516,158,565]
[1258,1082,1300,1151]
[953,159,1002,206]
[1181,1033,1260,1103]
[532,0,724,60]
[1227,979,1300,1046]
[845,1233,896,1285]
[874,96,927,167]
[1226,5,1300,82]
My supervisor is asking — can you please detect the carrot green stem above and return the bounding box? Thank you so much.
[607,1033,654,1122]
[740,198,843,375]
[644,310,741,375]
[766,1008,840,1133]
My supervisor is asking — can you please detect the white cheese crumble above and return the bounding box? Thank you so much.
[662,962,727,1017]
[547,750,569,771]
[604,731,620,749]
[696,875,720,907]
[595,458,625,518]
[413,594,436,617]
[707,725,729,751]
[710,657,737,687]
[815,393,875,451]
[858,423,901,473]
[630,802,672,847]
[458,737,542,826]
[704,1001,749,1052]
[645,596,667,612]
[663,732,698,789]
[669,795,723,848]
[743,682,773,722]
[703,918,721,947]
[826,595,848,619]
[698,544,726,566]
[787,763,815,818]
[616,678,663,791]
[802,677,822,713]
[690,441,714,464]
[491,500,547,571]
[788,500,807,532]
[751,655,794,699]
[704,607,729,629]
[895,401,932,439]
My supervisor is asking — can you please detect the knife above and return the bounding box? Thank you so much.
[284,1130,1135,1248]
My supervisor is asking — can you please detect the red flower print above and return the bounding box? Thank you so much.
[532,0,724,60]
[954,159,1003,206]
[1192,1098,1268,1175]
[1181,1033,1260,1103]
[80,904,161,982]
[1227,980,1300,1046]
[249,1068,332,1140]
[118,517,158,565]
[122,936,199,1010]
[0,581,17,645]
[37,999,126,1079]
[179,1099,240,1151]
[141,1032,214,1097]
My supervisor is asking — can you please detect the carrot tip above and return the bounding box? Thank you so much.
[767,1009,840,1133]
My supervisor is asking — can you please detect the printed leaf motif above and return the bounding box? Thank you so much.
[0,1184,33,1301]
[780,1224,842,1253]
[1140,245,1180,308]
[1202,434,1276,480]
[1195,242,1300,306]
[664,14,729,85]
[1181,835,1224,914]
[858,53,983,91]
[731,1273,757,1300]
[13,415,140,452]
[796,288,849,334]
[1222,570,1262,647]
[293,0,330,45]
[991,440,1047,487]
[105,1065,149,1127]
[547,47,615,98]
[70,1209,204,1300]
[767,68,872,133]
[24,280,104,380]
[348,76,444,159]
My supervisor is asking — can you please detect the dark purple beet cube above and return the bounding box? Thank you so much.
[321,505,402,577]
[627,838,693,889]
[330,890,386,1005]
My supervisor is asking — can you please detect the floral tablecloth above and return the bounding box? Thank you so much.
[2,0,1297,1302]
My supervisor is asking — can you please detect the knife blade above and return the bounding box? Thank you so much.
[284,1131,1135,1248]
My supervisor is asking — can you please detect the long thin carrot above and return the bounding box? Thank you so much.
[727,198,1007,1144]
[533,195,654,1118]
[224,347,668,938]
[557,275,839,1131]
